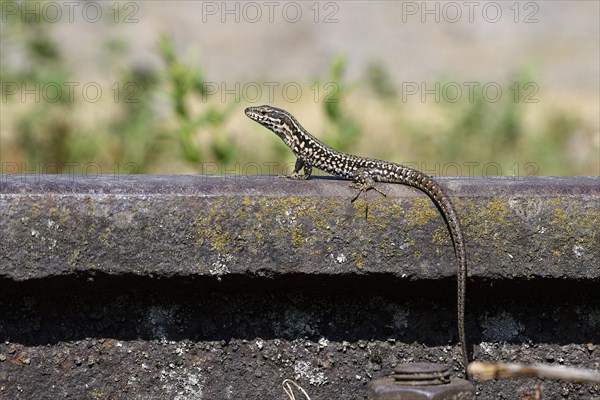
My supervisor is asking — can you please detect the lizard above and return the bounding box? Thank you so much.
[245,105,469,378]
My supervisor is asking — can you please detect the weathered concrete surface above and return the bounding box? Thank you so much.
[1,175,599,281]
[1,175,599,399]
[1,276,599,399]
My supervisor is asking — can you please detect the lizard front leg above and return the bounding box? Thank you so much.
[280,157,313,180]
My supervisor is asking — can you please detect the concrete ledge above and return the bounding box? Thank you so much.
[1,175,599,399]
[1,175,598,281]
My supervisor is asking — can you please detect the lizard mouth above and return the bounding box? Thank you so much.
[244,107,256,118]
[244,106,267,119]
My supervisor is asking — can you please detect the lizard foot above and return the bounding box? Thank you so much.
[350,181,386,203]
[278,172,309,180]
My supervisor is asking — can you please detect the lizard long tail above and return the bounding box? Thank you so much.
[407,170,469,379]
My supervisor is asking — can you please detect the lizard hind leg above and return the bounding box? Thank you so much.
[350,169,386,203]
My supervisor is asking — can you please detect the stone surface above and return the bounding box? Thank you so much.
[1,175,599,399]
[1,175,598,281]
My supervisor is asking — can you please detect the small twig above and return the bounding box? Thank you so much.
[282,379,312,400]
[469,362,600,384]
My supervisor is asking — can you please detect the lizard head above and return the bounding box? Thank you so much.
[245,105,300,147]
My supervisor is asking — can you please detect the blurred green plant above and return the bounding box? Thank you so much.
[317,55,362,152]
[106,67,163,172]
[156,34,237,166]
[0,4,594,176]
[366,60,398,100]
[359,62,595,176]
[1,8,239,173]
[1,0,75,167]
[437,70,534,167]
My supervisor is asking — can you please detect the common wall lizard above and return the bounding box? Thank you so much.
[245,105,469,377]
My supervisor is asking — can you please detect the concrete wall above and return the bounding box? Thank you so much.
[1,175,599,399]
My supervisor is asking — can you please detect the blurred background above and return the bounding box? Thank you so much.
[1,1,598,176]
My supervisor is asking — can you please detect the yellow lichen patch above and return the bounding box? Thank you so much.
[577,209,600,240]
[352,199,369,218]
[309,248,322,256]
[266,196,339,252]
[485,199,509,222]
[462,198,511,240]
[193,200,235,253]
[456,202,480,239]
[58,206,71,224]
[406,197,438,227]
[30,202,42,218]
[45,204,69,225]
[368,197,404,231]
[553,208,567,220]
[552,249,562,258]
[432,226,451,247]
[193,195,343,257]
[351,250,366,270]
[548,201,599,249]
[548,197,563,208]
[482,199,513,251]
[290,228,306,249]
[100,227,111,247]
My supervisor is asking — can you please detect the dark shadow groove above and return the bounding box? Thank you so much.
[0,273,598,347]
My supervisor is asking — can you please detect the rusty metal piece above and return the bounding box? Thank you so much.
[393,363,451,386]
[367,363,475,399]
